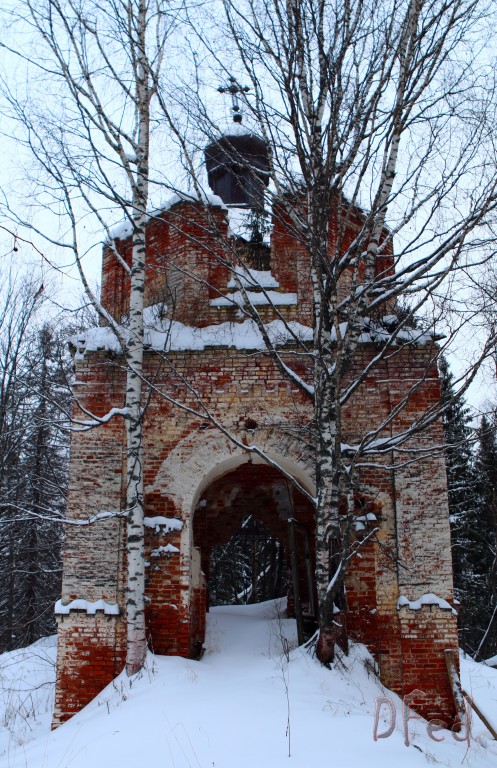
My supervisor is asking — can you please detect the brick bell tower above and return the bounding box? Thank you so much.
[52,104,460,728]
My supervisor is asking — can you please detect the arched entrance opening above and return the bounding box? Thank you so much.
[192,461,317,641]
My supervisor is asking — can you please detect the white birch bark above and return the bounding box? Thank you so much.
[125,0,151,676]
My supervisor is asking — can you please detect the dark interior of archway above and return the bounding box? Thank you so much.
[193,463,316,610]
[209,517,286,606]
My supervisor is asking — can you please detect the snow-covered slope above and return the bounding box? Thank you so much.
[1,601,496,768]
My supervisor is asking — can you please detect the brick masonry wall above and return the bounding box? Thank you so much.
[55,200,457,724]
[398,605,459,724]
[101,197,395,329]
[52,612,126,727]
[54,336,457,724]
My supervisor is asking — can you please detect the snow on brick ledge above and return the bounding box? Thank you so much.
[55,598,120,616]
[227,267,279,289]
[210,290,297,308]
[151,544,180,556]
[72,319,313,358]
[397,593,457,615]
[144,516,184,533]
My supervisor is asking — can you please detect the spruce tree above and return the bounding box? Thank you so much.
[472,415,497,659]
[0,285,70,651]
[439,357,480,652]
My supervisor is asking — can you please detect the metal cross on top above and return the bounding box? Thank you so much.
[217,76,250,123]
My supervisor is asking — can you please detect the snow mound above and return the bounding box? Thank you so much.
[1,603,497,768]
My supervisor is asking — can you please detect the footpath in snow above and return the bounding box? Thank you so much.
[1,599,497,768]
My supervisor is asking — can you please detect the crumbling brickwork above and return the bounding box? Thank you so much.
[53,197,459,727]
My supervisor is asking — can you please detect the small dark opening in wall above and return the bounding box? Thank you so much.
[244,418,258,431]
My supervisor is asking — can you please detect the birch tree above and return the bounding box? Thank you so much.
[1,0,179,674]
[3,0,497,672]
[179,0,497,661]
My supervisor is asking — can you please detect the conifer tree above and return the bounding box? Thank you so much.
[439,356,479,649]
[441,350,497,658]
[0,282,70,652]
[472,415,497,659]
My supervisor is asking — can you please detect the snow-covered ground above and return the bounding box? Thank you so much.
[1,600,496,768]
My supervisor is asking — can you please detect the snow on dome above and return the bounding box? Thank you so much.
[218,120,262,139]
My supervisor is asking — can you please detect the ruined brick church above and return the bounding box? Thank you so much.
[53,117,460,727]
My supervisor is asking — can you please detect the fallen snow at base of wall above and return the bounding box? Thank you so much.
[0,636,57,756]
[397,593,457,614]
[54,598,120,616]
[2,604,497,768]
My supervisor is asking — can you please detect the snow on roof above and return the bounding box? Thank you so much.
[107,220,134,241]
[72,318,313,358]
[150,191,227,216]
[397,593,457,615]
[210,290,297,308]
[151,544,180,556]
[227,266,279,289]
[54,598,120,616]
[359,317,436,345]
[107,192,227,242]
[71,312,435,359]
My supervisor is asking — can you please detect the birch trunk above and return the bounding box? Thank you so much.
[125,0,150,676]
[308,194,347,663]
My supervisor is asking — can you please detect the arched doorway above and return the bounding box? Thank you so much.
[192,462,317,643]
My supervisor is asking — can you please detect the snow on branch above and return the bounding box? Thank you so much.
[70,406,130,431]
